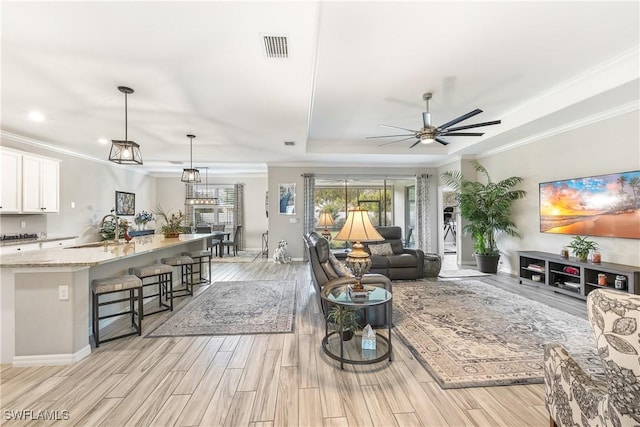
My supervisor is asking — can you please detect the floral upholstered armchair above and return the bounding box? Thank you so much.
[544,288,640,427]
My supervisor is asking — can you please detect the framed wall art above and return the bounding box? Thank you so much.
[115,191,135,216]
[278,183,295,215]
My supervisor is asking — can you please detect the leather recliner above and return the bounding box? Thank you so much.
[365,226,425,280]
[303,231,392,327]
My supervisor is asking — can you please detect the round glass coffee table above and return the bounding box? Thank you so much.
[320,284,392,369]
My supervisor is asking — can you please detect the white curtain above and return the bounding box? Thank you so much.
[234,183,244,250]
[302,174,315,260]
[415,174,432,253]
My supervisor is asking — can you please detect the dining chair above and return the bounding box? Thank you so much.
[195,223,211,234]
[222,225,242,256]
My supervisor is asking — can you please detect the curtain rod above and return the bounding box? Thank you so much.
[302,173,430,179]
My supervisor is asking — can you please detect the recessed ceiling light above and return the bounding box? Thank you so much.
[98,138,109,145]
[28,111,45,122]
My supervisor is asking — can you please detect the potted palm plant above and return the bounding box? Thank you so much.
[442,161,526,273]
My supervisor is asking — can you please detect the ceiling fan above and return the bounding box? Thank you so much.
[367,93,501,148]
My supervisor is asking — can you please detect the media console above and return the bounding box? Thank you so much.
[518,250,639,300]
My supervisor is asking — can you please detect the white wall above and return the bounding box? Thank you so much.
[267,166,438,259]
[0,140,156,242]
[443,110,640,273]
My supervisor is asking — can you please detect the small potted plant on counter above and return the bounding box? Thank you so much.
[568,235,598,262]
[154,206,190,238]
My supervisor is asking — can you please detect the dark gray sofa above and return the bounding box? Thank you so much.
[303,231,392,327]
[365,226,425,280]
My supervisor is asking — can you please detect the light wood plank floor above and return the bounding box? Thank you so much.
[1,257,586,426]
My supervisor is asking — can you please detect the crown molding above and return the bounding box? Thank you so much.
[478,100,639,159]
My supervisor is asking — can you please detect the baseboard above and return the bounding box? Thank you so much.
[12,345,92,367]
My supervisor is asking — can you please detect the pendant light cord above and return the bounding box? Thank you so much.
[124,91,128,142]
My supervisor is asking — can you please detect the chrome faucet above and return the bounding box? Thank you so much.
[100,213,120,243]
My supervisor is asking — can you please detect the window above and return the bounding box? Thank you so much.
[405,185,415,247]
[185,184,235,230]
[314,178,397,248]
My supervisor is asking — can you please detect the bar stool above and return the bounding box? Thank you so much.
[129,264,174,316]
[91,275,143,347]
[182,250,212,285]
[161,255,195,298]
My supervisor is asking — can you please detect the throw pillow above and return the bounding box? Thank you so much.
[322,260,339,280]
[369,242,393,256]
[329,253,353,277]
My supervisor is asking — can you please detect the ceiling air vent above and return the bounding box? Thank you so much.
[263,35,288,59]
[169,160,183,165]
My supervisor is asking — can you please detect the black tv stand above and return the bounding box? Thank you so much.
[518,250,639,300]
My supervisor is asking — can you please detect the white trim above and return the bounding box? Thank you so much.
[1,130,152,175]
[478,101,639,159]
[12,345,91,367]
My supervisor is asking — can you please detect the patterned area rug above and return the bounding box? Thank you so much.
[147,280,296,337]
[211,250,261,263]
[393,279,601,389]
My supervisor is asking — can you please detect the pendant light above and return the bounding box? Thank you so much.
[109,86,143,165]
[181,134,201,183]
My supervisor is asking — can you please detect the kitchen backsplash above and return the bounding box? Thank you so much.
[0,214,48,236]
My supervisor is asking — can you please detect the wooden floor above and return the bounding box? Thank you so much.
[0,256,586,427]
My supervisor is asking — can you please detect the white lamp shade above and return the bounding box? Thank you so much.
[317,212,335,228]
[334,207,383,242]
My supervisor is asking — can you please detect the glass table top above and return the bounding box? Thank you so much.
[321,284,392,307]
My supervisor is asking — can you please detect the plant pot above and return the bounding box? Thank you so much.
[163,232,180,238]
[475,254,500,273]
[578,255,588,262]
[340,330,354,341]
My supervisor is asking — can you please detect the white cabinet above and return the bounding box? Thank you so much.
[0,149,22,213]
[0,242,40,256]
[21,155,60,213]
[40,238,76,249]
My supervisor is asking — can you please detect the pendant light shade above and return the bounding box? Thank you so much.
[109,86,143,165]
[181,134,201,183]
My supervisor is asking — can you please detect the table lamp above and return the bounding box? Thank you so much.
[317,212,335,241]
[334,207,384,299]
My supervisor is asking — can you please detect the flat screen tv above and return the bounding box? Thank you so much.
[539,170,640,239]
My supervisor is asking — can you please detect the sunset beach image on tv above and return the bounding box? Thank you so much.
[539,170,640,239]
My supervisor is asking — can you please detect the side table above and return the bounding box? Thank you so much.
[320,284,392,369]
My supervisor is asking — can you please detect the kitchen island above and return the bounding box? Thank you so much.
[0,234,211,366]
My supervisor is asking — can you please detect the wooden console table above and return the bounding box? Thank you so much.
[518,250,639,300]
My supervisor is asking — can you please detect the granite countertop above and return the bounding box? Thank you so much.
[0,234,211,268]
[0,235,78,247]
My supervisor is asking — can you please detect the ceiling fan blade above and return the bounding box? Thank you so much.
[378,124,419,133]
[440,132,484,137]
[409,140,421,149]
[366,134,414,139]
[445,120,501,132]
[435,137,450,146]
[437,109,483,130]
[379,137,416,146]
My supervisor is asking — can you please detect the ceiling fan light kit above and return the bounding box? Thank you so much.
[109,86,143,165]
[367,92,502,149]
